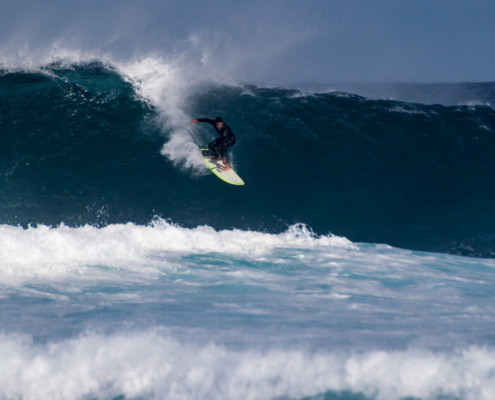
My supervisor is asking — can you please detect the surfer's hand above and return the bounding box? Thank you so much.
[190,119,198,125]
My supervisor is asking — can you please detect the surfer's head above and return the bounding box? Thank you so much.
[215,116,223,129]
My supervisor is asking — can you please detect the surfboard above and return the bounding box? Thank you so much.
[200,148,245,186]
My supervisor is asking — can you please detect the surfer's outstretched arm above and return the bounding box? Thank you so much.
[191,118,216,126]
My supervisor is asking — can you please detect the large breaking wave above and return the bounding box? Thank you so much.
[1,61,494,256]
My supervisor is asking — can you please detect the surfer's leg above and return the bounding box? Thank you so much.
[208,138,221,158]
[215,136,234,158]
[219,137,235,165]
[216,139,231,171]
[217,138,229,158]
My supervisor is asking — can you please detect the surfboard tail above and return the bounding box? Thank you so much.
[200,148,245,186]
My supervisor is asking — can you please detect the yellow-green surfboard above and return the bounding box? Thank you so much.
[200,149,244,186]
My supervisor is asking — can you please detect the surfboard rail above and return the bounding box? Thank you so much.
[200,148,245,186]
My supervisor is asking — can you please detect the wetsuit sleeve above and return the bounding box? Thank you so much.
[196,118,216,126]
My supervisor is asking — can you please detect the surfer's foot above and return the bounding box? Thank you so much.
[221,163,231,171]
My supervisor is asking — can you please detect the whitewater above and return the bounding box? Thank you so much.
[0,55,495,400]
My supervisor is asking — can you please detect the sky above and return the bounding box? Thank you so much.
[1,0,494,84]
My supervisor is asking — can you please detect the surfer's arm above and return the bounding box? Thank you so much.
[191,118,215,126]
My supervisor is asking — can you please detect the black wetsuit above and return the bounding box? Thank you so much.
[197,118,236,158]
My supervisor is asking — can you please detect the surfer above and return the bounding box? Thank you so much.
[191,117,236,171]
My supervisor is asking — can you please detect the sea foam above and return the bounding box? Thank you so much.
[0,330,494,400]
[0,220,352,283]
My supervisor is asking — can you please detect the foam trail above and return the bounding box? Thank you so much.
[0,331,494,400]
[116,57,206,171]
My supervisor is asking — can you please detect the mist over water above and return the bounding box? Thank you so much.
[2,1,495,83]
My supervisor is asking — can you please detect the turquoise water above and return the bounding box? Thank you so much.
[1,221,495,400]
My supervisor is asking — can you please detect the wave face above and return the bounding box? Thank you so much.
[1,63,495,256]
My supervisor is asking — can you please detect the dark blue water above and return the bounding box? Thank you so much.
[1,62,495,257]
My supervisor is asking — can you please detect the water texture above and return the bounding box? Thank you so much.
[1,63,494,256]
[0,62,495,400]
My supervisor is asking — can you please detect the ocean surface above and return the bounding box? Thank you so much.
[1,61,495,400]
